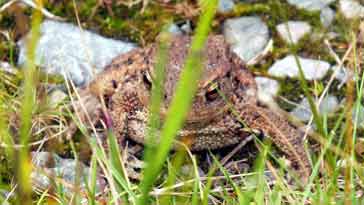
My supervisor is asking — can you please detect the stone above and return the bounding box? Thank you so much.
[30,152,106,198]
[276,21,311,44]
[291,95,340,122]
[180,21,192,34]
[320,7,335,27]
[17,20,136,86]
[31,151,60,167]
[287,0,335,11]
[268,55,330,80]
[339,0,364,19]
[331,65,353,84]
[0,189,11,205]
[255,77,280,105]
[48,89,68,108]
[167,23,183,35]
[0,61,17,74]
[223,16,269,62]
[218,0,235,13]
[166,21,192,35]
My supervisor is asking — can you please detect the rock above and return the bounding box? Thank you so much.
[339,0,364,19]
[331,65,353,84]
[218,0,235,13]
[31,151,60,167]
[291,95,340,122]
[17,20,136,86]
[320,7,335,27]
[167,23,183,35]
[180,165,205,177]
[166,21,192,35]
[287,0,335,11]
[268,55,330,80]
[48,89,68,108]
[0,189,11,205]
[223,16,270,62]
[276,21,311,44]
[180,21,192,34]
[255,77,279,105]
[0,61,17,74]
[30,152,106,198]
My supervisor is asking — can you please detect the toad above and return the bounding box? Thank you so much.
[70,35,311,181]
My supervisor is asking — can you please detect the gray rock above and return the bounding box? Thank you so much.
[291,95,340,122]
[255,77,279,105]
[276,21,311,44]
[0,61,17,74]
[223,16,269,62]
[180,21,192,34]
[31,152,105,197]
[56,159,89,185]
[218,0,235,13]
[31,152,61,167]
[48,89,68,108]
[180,165,205,177]
[17,20,136,86]
[331,65,353,84]
[0,189,11,205]
[320,7,335,27]
[167,23,183,35]
[268,55,330,80]
[339,0,364,19]
[287,0,335,11]
[166,21,192,35]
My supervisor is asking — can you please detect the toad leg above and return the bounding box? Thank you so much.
[109,86,145,145]
[237,103,312,183]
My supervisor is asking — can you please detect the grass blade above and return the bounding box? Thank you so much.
[138,1,218,204]
[17,2,43,204]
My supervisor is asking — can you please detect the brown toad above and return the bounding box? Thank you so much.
[71,35,311,181]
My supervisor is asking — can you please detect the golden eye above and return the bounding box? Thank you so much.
[205,82,219,101]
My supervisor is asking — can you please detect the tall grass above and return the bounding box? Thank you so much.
[16,1,42,204]
[138,0,218,204]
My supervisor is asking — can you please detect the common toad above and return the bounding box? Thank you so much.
[70,35,311,181]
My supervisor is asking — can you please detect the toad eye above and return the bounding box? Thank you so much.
[142,71,153,90]
[205,82,220,101]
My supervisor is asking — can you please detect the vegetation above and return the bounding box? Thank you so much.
[0,0,364,204]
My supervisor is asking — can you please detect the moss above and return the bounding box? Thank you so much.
[0,151,13,185]
[256,0,320,30]
[276,78,304,111]
[43,1,185,44]
[232,2,271,16]
[332,11,361,42]
[0,16,18,63]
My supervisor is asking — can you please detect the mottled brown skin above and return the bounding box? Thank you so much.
[72,35,311,181]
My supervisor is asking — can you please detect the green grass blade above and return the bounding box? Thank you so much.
[138,1,218,204]
[17,3,42,204]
